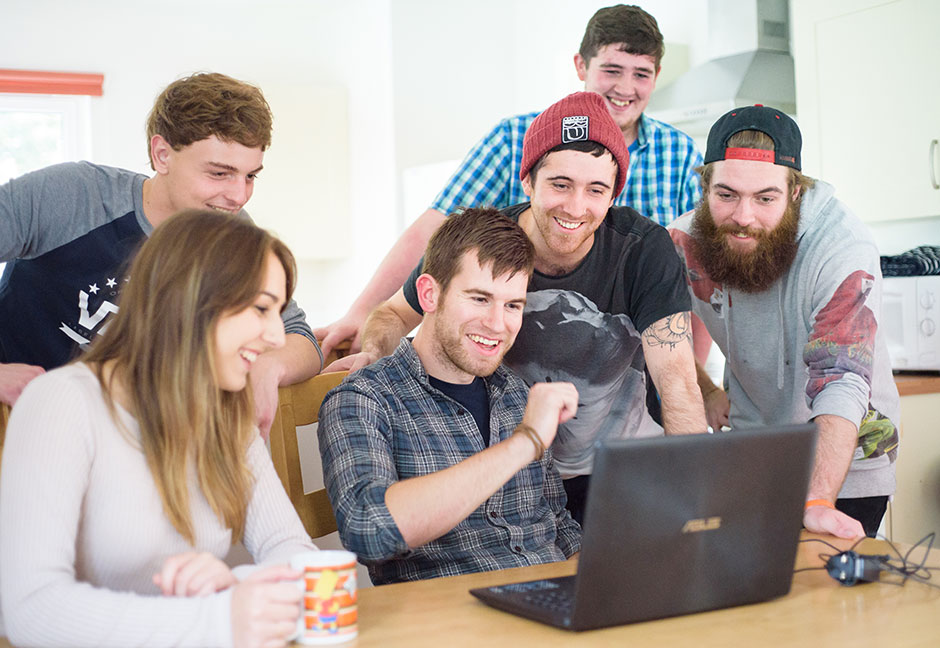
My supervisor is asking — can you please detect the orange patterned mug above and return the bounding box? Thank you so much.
[289,550,358,645]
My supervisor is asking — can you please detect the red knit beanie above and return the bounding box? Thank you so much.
[519,91,629,196]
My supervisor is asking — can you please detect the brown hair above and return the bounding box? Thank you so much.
[579,4,665,70]
[83,210,296,544]
[422,207,535,295]
[698,130,816,197]
[146,72,273,170]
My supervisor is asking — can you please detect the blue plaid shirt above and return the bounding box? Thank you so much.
[432,112,703,227]
[318,340,581,585]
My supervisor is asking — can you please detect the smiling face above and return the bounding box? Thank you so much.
[575,43,658,138]
[521,148,617,275]
[691,158,802,293]
[705,159,796,250]
[417,252,529,384]
[213,251,287,392]
[149,134,264,226]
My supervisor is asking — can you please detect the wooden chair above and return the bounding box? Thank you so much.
[268,371,348,539]
[319,339,352,370]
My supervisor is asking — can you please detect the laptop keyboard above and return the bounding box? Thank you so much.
[489,579,575,614]
[471,577,578,628]
[524,587,574,614]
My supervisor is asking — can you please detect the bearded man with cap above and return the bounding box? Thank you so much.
[344,92,708,524]
[668,105,900,539]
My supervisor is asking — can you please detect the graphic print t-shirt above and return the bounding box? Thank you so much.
[0,163,149,368]
[404,203,691,476]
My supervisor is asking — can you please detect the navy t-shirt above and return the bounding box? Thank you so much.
[428,375,491,447]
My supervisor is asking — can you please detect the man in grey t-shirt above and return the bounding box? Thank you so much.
[0,72,322,434]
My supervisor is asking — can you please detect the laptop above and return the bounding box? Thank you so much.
[470,424,817,631]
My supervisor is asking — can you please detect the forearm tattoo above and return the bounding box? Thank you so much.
[642,312,691,350]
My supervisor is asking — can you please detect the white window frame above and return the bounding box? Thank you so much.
[0,92,93,183]
[0,93,93,276]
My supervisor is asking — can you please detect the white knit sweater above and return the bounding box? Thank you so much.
[0,363,316,647]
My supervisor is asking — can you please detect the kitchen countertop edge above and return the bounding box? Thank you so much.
[893,372,940,397]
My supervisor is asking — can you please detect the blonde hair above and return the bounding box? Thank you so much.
[83,210,296,544]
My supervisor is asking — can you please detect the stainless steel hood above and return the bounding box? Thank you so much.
[647,0,794,130]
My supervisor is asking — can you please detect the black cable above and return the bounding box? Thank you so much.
[795,532,940,588]
[791,565,827,574]
[881,532,940,588]
[792,538,852,575]
[799,537,844,553]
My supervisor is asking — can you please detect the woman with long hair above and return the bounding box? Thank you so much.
[1,210,316,647]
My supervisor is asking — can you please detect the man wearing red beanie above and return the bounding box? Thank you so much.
[316,4,702,363]
[340,92,707,523]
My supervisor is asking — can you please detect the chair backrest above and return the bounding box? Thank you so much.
[268,371,348,539]
[319,339,351,371]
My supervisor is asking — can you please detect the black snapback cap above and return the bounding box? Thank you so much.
[704,104,802,170]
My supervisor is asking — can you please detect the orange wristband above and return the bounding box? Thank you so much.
[805,499,835,510]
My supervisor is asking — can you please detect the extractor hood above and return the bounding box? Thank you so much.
[647,0,794,129]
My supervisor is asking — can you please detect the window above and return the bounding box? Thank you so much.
[0,69,100,275]
[0,93,93,183]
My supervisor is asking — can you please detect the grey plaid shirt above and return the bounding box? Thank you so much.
[318,339,581,585]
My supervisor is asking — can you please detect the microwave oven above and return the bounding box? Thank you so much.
[881,276,940,371]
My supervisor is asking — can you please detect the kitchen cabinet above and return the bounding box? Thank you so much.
[887,387,940,545]
[791,0,940,222]
[887,376,940,545]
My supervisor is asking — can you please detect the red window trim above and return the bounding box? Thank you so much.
[0,69,103,96]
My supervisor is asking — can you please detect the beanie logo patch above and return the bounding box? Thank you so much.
[561,116,589,143]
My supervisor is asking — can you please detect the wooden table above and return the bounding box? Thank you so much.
[2,533,936,647]
[346,532,939,647]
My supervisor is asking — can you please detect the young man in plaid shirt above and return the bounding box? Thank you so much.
[318,208,581,585]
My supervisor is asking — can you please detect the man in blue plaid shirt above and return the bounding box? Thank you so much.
[317,4,703,361]
[319,208,581,585]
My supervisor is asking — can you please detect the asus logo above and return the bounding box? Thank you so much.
[681,517,721,533]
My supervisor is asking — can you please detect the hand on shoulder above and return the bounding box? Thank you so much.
[313,314,364,360]
[323,350,378,374]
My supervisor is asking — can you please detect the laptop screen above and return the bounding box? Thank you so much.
[471,424,817,631]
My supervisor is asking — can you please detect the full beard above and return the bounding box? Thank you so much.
[689,197,801,293]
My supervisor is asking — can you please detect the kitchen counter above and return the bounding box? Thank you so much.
[893,372,940,396]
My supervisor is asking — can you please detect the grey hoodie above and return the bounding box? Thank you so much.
[669,180,899,498]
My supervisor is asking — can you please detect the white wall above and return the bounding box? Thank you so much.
[1,0,710,326]
[389,0,705,204]
[867,217,940,256]
[388,0,706,241]
[4,0,934,327]
[1,0,398,326]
